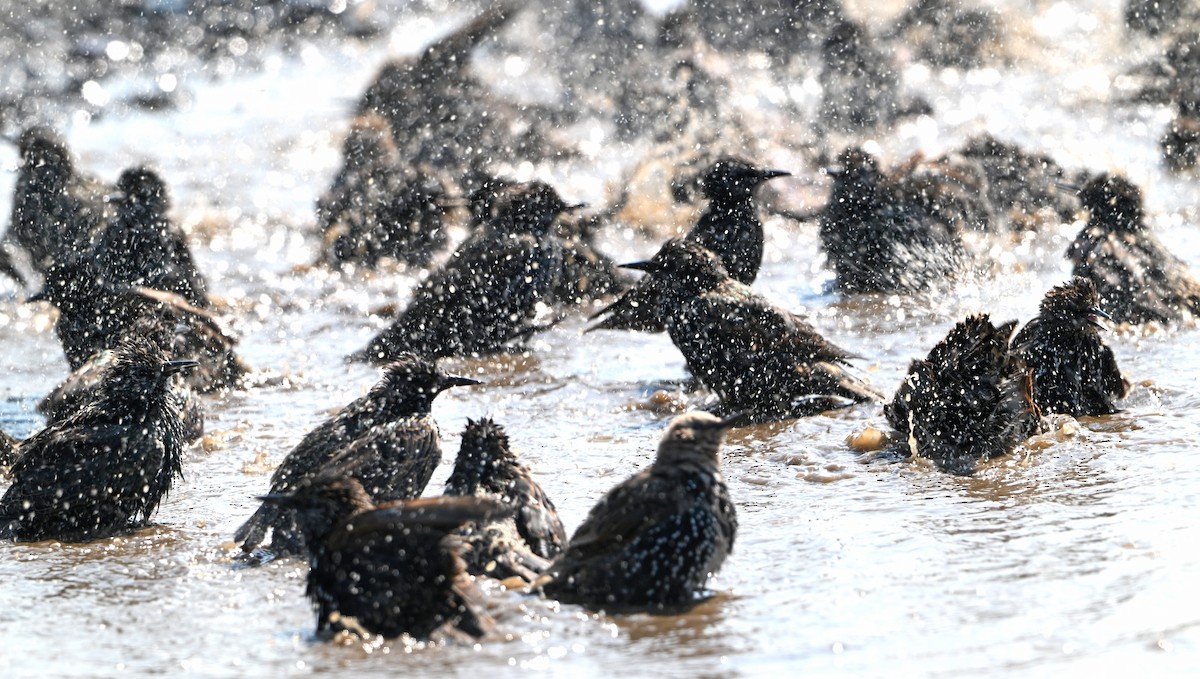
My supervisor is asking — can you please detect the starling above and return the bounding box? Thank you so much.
[261,475,508,640]
[7,127,111,273]
[0,336,196,541]
[234,354,479,556]
[349,182,571,362]
[91,166,210,308]
[317,115,449,268]
[590,157,790,332]
[819,19,931,135]
[956,134,1081,227]
[884,314,1038,475]
[820,147,966,294]
[621,239,880,420]
[542,412,738,610]
[30,255,247,392]
[444,418,567,581]
[1067,173,1200,326]
[1012,277,1128,418]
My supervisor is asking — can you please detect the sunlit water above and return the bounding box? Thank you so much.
[2,1,1200,677]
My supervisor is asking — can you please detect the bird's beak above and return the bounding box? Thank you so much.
[257,493,295,507]
[163,359,200,375]
[441,374,483,389]
[1087,307,1113,330]
[760,169,792,180]
[717,412,749,429]
[565,202,588,212]
[26,289,49,303]
[1055,181,1081,194]
[619,260,657,273]
[103,191,126,204]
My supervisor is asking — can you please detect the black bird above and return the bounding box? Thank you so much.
[820,147,966,294]
[884,314,1038,475]
[92,166,210,308]
[590,157,790,332]
[261,475,507,640]
[349,182,571,362]
[235,355,479,556]
[0,336,196,541]
[1067,173,1200,326]
[30,255,247,392]
[1012,277,1127,418]
[621,239,880,420]
[956,134,1081,228]
[444,418,567,581]
[819,19,931,135]
[6,127,111,273]
[317,115,449,268]
[542,412,738,610]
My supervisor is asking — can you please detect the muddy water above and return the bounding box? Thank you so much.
[3,1,1200,676]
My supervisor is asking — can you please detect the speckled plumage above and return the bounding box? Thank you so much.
[1013,278,1127,418]
[542,412,738,610]
[885,314,1038,475]
[444,418,566,581]
[235,355,478,556]
[1067,173,1200,326]
[0,336,195,541]
[349,182,569,362]
[265,476,507,640]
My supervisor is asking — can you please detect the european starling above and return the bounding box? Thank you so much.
[349,182,571,362]
[444,418,567,581]
[92,166,210,308]
[261,475,508,640]
[0,336,196,541]
[622,239,880,420]
[957,133,1081,227]
[234,354,479,556]
[1067,173,1200,326]
[884,314,1038,475]
[590,157,790,332]
[30,255,247,392]
[7,127,111,273]
[1012,277,1128,418]
[542,412,739,610]
[819,19,931,135]
[316,115,449,268]
[820,147,966,294]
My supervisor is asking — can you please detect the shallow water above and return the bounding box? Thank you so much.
[3,1,1200,677]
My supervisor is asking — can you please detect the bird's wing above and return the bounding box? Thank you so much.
[509,471,568,559]
[560,471,677,560]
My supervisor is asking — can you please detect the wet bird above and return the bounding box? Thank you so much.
[625,239,881,420]
[6,127,111,273]
[261,475,507,640]
[820,147,966,294]
[349,182,572,362]
[956,134,1081,228]
[884,314,1038,475]
[819,19,931,135]
[91,166,210,308]
[444,418,567,581]
[1067,173,1200,326]
[542,412,738,610]
[30,255,247,392]
[235,355,479,556]
[0,336,196,541]
[1012,277,1127,418]
[590,158,790,332]
[316,115,449,268]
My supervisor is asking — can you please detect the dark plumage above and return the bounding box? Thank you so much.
[31,255,247,392]
[885,314,1038,475]
[0,336,196,541]
[820,147,966,294]
[7,127,111,273]
[262,475,507,640]
[444,418,566,581]
[234,355,479,556]
[626,239,881,420]
[349,182,571,362]
[91,166,210,308]
[1067,173,1200,326]
[819,20,930,134]
[542,412,738,610]
[590,158,789,332]
[1012,277,1127,418]
[317,115,449,268]
[957,134,1080,227]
